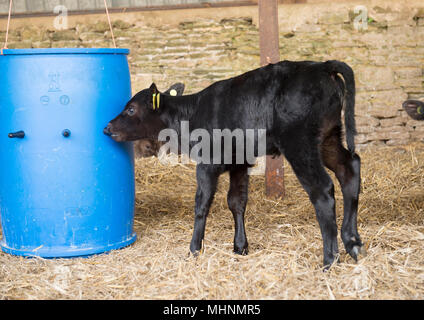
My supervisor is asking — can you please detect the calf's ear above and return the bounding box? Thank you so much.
[149,83,159,94]
[164,83,185,96]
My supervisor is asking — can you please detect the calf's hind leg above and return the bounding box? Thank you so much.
[227,165,249,255]
[282,141,339,268]
[321,126,364,261]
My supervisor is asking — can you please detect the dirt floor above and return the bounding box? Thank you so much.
[1,142,424,300]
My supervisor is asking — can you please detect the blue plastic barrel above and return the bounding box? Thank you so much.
[0,48,136,257]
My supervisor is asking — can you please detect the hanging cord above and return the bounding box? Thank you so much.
[1,0,13,55]
[2,0,116,52]
[103,0,116,48]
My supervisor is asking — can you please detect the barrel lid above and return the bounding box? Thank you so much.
[0,48,130,55]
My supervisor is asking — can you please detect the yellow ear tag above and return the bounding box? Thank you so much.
[170,89,177,96]
[156,93,160,109]
[152,93,157,110]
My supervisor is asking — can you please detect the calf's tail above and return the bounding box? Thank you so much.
[326,60,357,154]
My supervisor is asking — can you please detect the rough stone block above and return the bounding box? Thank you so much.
[79,32,103,41]
[380,117,406,128]
[368,89,408,107]
[32,40,52,48]
[113,20,133,30]
[368,129,410,141]
[356,66,395,91]
[7,40,32,49]
[355,115,380,127]
[318,11,349,25]
[294,23,321,33]
[394,67,423,79]
[357,125,375,134]
[51,30,79,41]
[51,40,81,48]
[91,21,110,33]
[355,134,369,144]
[386,138,411,146]
[368,103,399,119]
[20,27,47,42]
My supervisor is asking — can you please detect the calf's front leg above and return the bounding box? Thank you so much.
[189,164,220,255]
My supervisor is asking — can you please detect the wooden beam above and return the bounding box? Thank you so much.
[258,0,285,199]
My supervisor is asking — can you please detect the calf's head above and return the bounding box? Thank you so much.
[403,100,424,121]
[104,82,184,142]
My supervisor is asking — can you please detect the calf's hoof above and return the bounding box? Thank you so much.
[190,250,201,258]
[234,246,249,256]
[323,253,339,271]
[234,240,248,256]
[344,236,366,261]
[349,244,367,261]
[189,240,204,257]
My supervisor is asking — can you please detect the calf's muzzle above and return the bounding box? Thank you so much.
[103,124,113,136]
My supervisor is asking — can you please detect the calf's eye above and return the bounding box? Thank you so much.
[127,107,135,116]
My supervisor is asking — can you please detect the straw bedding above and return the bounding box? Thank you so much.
[0,143,423,299]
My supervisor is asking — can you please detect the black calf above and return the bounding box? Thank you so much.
[105,60,364,268]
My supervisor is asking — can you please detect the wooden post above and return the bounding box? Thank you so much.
[259,0,285,198]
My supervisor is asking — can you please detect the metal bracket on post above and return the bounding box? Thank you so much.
[259,0,285,199]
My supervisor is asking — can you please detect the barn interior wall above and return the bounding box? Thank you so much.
[1,0,423,148]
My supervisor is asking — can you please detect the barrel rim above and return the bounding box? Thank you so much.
[1,48,130,55]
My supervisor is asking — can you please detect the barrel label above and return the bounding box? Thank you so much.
[48,72,61,92]
[60,95,70,105]
[40,95,50,105]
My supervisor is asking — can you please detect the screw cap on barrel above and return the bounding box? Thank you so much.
[62,129,71,138]
[8,130,25,138]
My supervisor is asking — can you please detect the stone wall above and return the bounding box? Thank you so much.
[0,0,423,148]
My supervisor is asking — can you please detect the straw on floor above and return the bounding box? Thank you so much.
[1,142,423,299]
